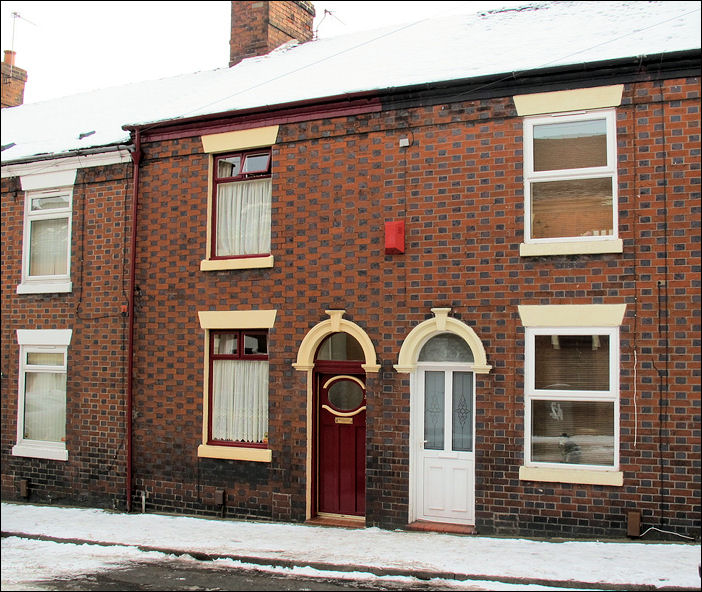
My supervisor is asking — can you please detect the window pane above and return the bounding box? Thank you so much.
[218,156,241,178]
[534,334,610,391]
[531,400,614,466]
[242,153,271,174]
[215,179,271,256]
[531,177,613,239]
[214,332,238,355]
[424,371,445,450]
[243,333,267,355]
[418,333,474,362]
[452,372,473,451]
[315,332,365,361]
[212,359,268,443]
[31,195,70,211]
[24,371,66,442]
[327,380,364,411]
[533,119,607,171]
[27,352,64,366]
[29,218,69,276]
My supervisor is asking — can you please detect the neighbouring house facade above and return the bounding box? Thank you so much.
[2,1,700,540]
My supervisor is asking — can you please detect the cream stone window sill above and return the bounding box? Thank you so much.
[519,465,623,486]
[520,239,623,257]
[200,256,274,271]
[197,444,272,462]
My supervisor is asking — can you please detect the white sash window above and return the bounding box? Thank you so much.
[13,329,72,461]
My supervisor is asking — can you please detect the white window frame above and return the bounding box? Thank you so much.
[523,108,618,248]
[17,187,73,294]
[12,329,72,461]
[524,326,620,471]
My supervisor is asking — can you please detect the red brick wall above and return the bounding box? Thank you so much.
[125,76,700,538]
[1,163,132,508]
[2,75,698,539]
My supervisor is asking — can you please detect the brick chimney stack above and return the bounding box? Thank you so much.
[1,50,28,108]
[229,1,316,67]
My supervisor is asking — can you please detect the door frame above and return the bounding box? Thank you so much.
[292,310,379,522]
[412,362,476,525]
[395,308,492,526]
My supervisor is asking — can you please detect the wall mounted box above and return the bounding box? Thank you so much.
[385,220,405,254]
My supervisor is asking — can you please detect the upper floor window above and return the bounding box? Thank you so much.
[523,109,617,245]
[212,150,272,260]
[18,188,73,293]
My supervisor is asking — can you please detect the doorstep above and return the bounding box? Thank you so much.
[306,515,366,529]
[406,520,477,535]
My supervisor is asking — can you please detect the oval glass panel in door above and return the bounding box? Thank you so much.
[328,380,364,411]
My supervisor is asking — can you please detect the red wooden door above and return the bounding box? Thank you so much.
[317,373,366,516]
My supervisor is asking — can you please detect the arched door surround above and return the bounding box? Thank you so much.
[396,308,491,527]
[395,308,491,374]
[294,310,379,521]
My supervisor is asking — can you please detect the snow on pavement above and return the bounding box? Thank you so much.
[1,503,700,590]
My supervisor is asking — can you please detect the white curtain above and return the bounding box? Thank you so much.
[29,218,69,276]
[24,371,66,442]
[216,179,271,257]
[212,360,268,443]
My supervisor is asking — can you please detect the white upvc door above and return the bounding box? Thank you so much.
[413,365,475,525]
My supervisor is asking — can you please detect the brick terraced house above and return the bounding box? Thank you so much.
[1,1,700,540]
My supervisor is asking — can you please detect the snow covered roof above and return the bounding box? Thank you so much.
[2,1,700,163]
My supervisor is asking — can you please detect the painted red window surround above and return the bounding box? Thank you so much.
[207,329,268,448]
[211,149,272,260]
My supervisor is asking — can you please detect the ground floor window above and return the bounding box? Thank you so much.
[12,329,72,461]
[208,329,269,446]
[525,328,619,469]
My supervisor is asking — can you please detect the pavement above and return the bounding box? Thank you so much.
[1,502,700,591]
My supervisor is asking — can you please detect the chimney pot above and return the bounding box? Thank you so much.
[4,50,16,66]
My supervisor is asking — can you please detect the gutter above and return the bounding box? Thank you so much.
[126,129,141,512]
[0,143,132,169]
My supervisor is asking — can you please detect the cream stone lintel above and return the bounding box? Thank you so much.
[518,304,627,328]
[201,125,280,154]
[519,466,623,487]
[395,308,491,374]
[197,444,272,463]
[198,310,277,329]
[514,85,624,116]
[200,255,274,271]
[520,239,623,257]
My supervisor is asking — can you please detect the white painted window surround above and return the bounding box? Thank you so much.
[13,329,72,461]
[518,304,626,486]
[17,168,77,294]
